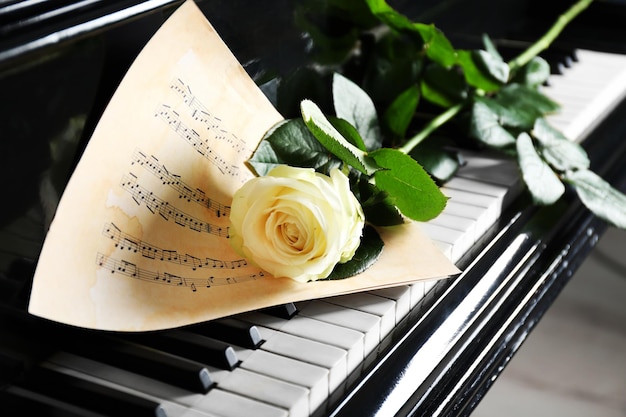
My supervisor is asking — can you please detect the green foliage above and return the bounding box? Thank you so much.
[383,84,420,139]
[356,177,404,226]
[420,63,468,108]
[370,148,448,221]
[250,0,625,283]
[409,139,460,183]
[247,119,342,176]
[516,132,565,205]
[301,99,379,175]
[565,170,626,229]
[469,101,517,148]
[332,73,382,150]
[532,118,589,171]
[324,225,384,280]
[298,77,447,224]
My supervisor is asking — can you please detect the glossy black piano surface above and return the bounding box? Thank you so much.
[2,1,626,416]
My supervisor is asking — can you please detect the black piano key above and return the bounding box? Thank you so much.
[130,331,239,370]
[19,365,167,417]
[0,385,108,417]
[63,336,214,394]
[0,351,24,384]
[540,48,579,74]
[188,318,263,349]
[261,302,298,319]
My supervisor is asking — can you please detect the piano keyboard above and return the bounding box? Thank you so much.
[541,49,626,144]
[2,48,626,417]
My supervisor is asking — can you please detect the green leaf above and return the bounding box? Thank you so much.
[384,84,420,138]
[475,49,510,84]
[357,178,405,226]
[247,137,284,177]
[324,225,384,280]
[469,101,516,147]
[364,0,457,67]
[411,23,457,67]
[482,33,502,61]
[496,84,560,122]
[361,32,423,107]
[473,97,524,130]
[532,118,589,171]
[473,84,558,132]
[332,73,382,151]
[456,50,503,92]
[420,63,467,108]
[511,56,551,87]
[516,132,565,205]
[370,148,447,221]
[248,119,341,176]
[565,169,626,229]
[409,139,460,183]
[330,117,368,151]
[301,99,379,175]
[364,0,414,31]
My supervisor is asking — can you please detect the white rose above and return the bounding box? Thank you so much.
[229,165,364,282]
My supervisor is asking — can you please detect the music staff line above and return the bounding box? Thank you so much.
[120,173,229,238]
[97,252,265,292]
[131,148,230,218]
[170,77,248,154]
[103,222,247,270]
[155,104,240,177]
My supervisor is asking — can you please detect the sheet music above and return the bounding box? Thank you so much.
[28,0,459,331]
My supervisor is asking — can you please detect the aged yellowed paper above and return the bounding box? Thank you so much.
[28,0,460,331]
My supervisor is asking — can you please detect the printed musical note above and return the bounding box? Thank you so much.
[120,175,230,238]
[131,149,230,218]
[170,78,249,154]
[102,222,247,269]
[155,103,241,177]
[96,252,264,291]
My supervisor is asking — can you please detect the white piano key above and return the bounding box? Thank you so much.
[442,199,492,238]
[198,344,325,416]
[215,368,309,417]
[181,409,221,417]
[240,350,329,413]
[53,349,308,417]
[370,285,412,326]
[240,312,364,375]
[188,318,338,409]
[542,49,626,142]
[429,212,478,244]
[424,279,438,295]
[440,187,501,229]
[250,324,348,393]
[325,293,397,337]
[445,176,512,210]
[446,176,508,199]
[296,300,381,354]
[198,361,309,417]
[199,389,288,417]
[194,331,329,412]
[421,222,472,263]
[409,281,426,308]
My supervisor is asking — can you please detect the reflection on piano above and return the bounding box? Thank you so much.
[2,0,626,416]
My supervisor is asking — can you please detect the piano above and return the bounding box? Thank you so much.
[1,0,626,416]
